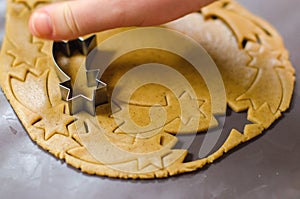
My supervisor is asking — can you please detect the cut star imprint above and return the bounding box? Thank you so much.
[52,35,108,115]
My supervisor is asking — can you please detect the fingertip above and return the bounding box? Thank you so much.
[29,11,53,39]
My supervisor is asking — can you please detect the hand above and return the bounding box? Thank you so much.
[29,0,215,40]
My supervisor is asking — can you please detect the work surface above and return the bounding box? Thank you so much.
[0,0,299,199]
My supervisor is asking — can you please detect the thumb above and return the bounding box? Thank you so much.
[29,0,215,40]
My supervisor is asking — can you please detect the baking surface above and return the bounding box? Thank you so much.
[0,0,299,198]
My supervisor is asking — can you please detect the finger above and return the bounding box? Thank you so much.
[29,0,215,40]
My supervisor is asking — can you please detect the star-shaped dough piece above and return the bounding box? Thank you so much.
[34,104,74,140]
[7,41,44,67]
[137,155,165,170]
[237,42,284,113]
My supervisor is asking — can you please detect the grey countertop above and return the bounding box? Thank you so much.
[0,0,300,199]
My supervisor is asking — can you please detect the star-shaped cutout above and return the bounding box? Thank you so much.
[136,136,182,170]
[7,41,45,67]
[178,91,204,125]
[237,42,284,112]
[34,104,75,140]
[247,47,282,70]
[137,155,165,170]
[53,35,107,115]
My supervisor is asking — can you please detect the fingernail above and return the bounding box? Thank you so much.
[30,11,53,38]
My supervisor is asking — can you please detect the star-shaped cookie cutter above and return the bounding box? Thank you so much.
[52,35,108,115]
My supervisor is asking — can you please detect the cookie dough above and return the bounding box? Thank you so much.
[0,0,295,178]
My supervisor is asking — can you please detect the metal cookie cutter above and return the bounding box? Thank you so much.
[52,35,108,115]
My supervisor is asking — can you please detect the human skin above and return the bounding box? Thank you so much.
[29,0,215,40]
